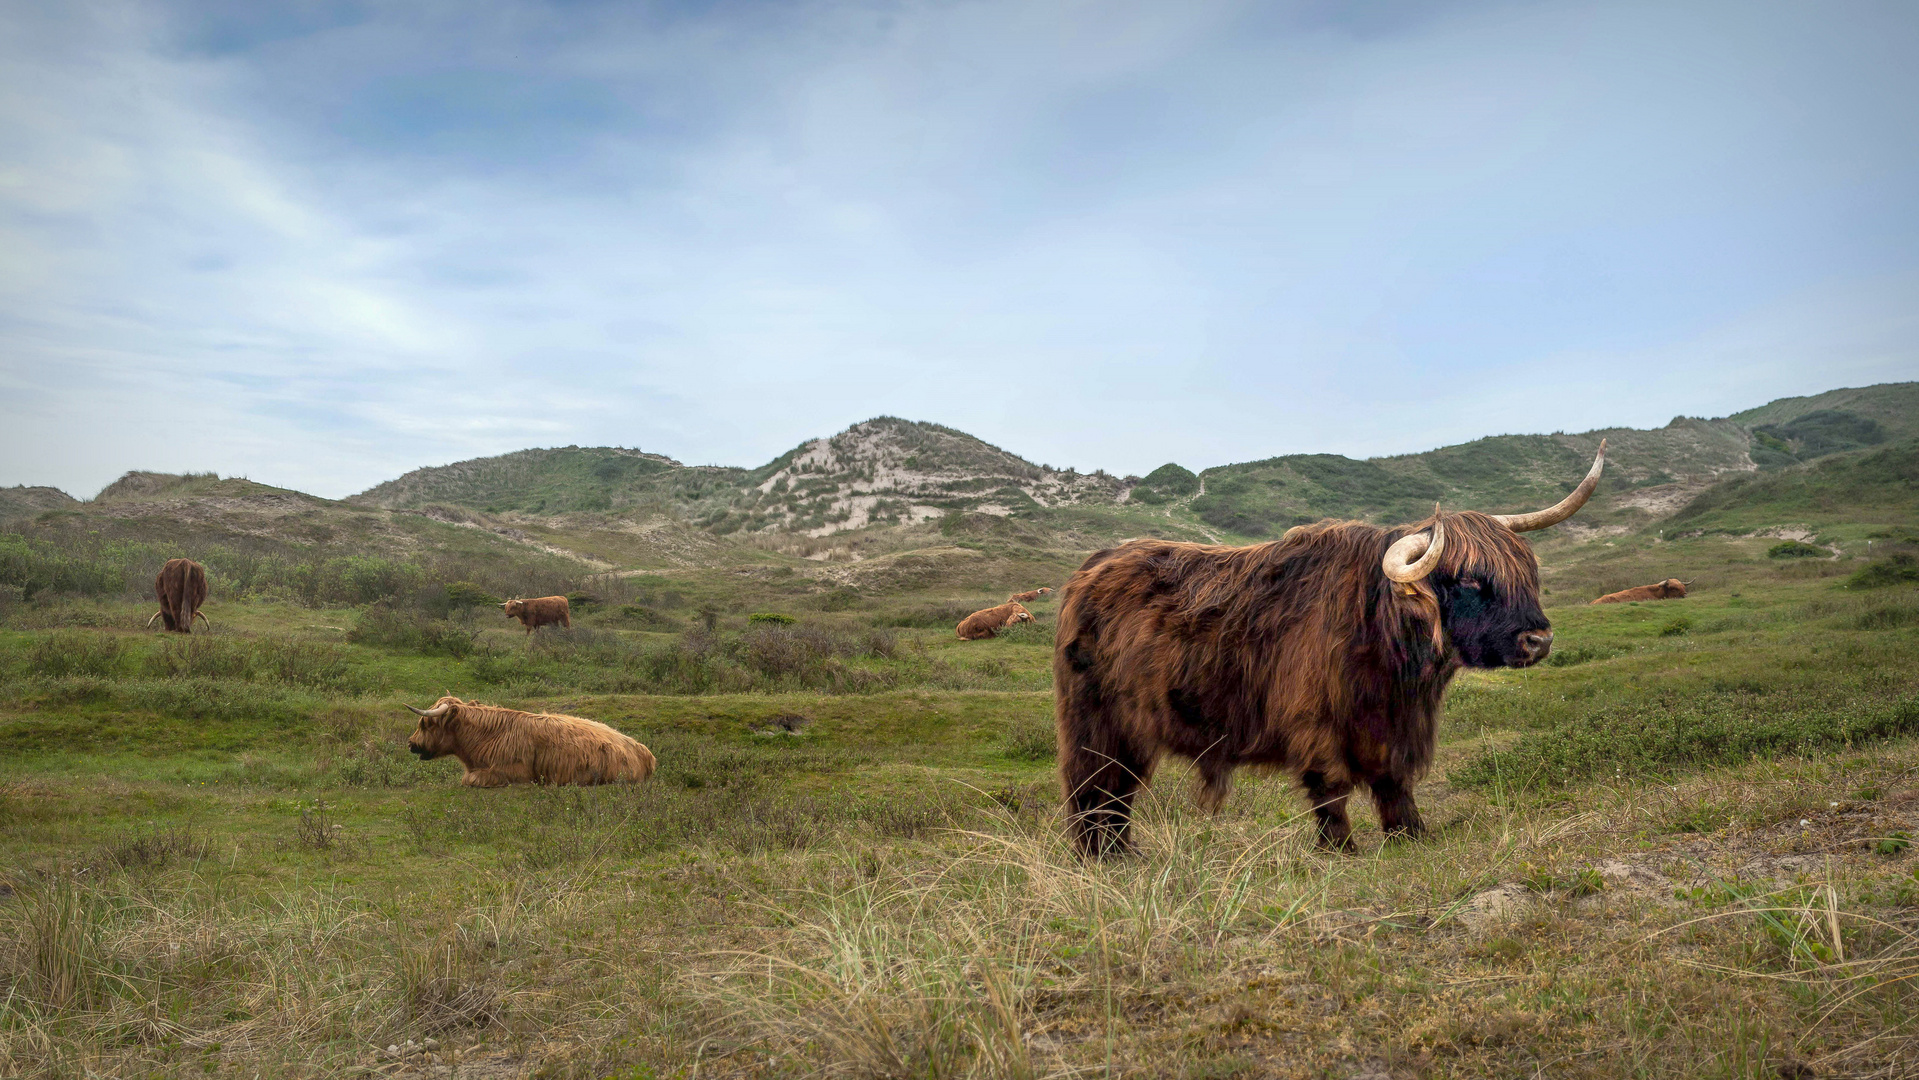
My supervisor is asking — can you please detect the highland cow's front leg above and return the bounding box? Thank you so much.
[1302,771,1355,852]
[1370,775,1425,840]
[461,767,512,788]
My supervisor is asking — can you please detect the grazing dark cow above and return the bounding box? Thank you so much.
[1054,442,1608,857]
[1590,579,1689,604]
[957,602,1035,640]
[1009,587,1055,603]
[146,558,210,633]
[502,596,571,634]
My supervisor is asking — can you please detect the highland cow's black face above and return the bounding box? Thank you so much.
[1437,569,1553,668]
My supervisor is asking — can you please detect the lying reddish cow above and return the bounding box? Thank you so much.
[502,595,571,633]
[1590,579,1689,604]
[957,602,1035,640]
[1009,587,1055,603]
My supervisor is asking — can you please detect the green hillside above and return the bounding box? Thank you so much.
[351,447,742,516]
[1663,438,1919,535]
[0,485,78,521]
[1184,383,1916,538]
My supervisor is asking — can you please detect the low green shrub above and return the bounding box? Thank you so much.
[1659,617,1693,637]
[1004,711,1056,761]
[1768,540,1826,559]
[1846,555,1919,589]
[1544,643,1621,668]
[28,631,125,678]
[615,604,682,631]
[747,612,796,625]
[1454,695,1919,792]
[348,606,480,658]
[445,581,503,609]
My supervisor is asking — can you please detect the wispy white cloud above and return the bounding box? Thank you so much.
[2,0,1916,498]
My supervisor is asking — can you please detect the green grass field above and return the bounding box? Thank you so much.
[2,524,1918,1079]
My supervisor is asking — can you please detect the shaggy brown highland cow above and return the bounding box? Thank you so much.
[502,596,571,634]
[1009,587,1055,603]
[405,696,656,787]
[146,558,210,633]
[1054,442,1607,857]
[957,601,1035,640]
[1590,578,1689,604]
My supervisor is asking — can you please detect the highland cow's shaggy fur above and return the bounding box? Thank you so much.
[957,601,1035,640]
[148,558,210,634]
[406,696,656,787]
[1054,511,1559,857]
[502,596,571,633]
[1590,579,1688,604]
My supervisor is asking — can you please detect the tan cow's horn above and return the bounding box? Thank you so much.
[145,610,163,629]
[1382,507,1446,584]
[193,610,212,631]
[1491,439,1606,532]
[406,702,454,719]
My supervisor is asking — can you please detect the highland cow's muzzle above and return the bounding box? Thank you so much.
[1512,629,1553,667]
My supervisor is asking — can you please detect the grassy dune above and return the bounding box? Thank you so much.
[2,528,1917,1079]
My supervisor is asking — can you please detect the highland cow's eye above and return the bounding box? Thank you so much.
[1458,576,1483,593]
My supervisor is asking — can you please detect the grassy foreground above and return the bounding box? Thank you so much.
[2,548,1917,1078]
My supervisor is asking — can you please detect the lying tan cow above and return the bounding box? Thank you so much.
[1008,587,1054,603]
[502,595,571,633]
[1591,579,1689,604]
[405,696,656,787]
[957,601,1035,640]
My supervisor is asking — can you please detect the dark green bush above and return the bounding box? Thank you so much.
[1544,643,1621,668]
[747,612,796,625]
[1454,695,1919,792]
[445,581,503,609]
[28,631,125,678]
[348,606,480,658]
[615,604,682,631]
[816,587,862,612]
[1847,555,1919,589]
[1659,617,1693,637]
[1768,540,1826,559]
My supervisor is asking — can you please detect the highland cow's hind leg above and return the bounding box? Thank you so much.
[1193,757,1233,815]
[1370,775,1425,840]
[1301,771,1355,852]
[1059,724,1153,860]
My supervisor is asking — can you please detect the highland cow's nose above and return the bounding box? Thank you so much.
[1516,630,1553,664]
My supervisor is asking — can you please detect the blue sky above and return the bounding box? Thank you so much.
[3,0,1916,499]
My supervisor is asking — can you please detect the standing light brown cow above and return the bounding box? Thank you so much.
[1590,579,1689,604]
[957,601,1035,640]
[146,558,210,633]
[502,595,571,634]
[1009,587,1055,603]
[1055,442,1608,857]
[405,696,656,787]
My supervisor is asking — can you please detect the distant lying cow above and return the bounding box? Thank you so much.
[146,558,210,633]
[957,601,1035,640]
[1009,587,1055,603]
[1591,579,1689,604]
[405,696,656,787]
[502,595,571,633]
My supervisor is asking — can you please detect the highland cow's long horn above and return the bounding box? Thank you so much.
[145,610,163,629]
[1491,439,1607,533]
[1382,511,1446,584]
[193,610,212,631]
[406,702,454,719]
